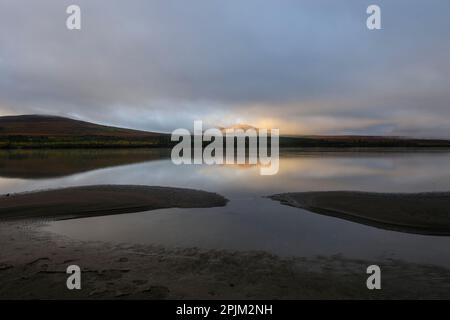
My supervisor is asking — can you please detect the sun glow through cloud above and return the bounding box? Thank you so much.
[0,0,449,137]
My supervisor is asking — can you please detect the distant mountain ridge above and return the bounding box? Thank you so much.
[1,115,450,149]
[218,124,259,132]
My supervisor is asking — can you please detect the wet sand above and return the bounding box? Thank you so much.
[0,185,228,221]
[1,221,450,299]
[1,187,450,299]
[270,191,450,236]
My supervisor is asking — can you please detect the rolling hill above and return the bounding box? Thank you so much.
[0,115,170,148]
[278,135,450,148]
[1,115,450,149]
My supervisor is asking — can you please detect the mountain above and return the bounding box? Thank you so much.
[219,124,259,132]
[0,115,170,148]
[1,115,450,149]
[0,115,163,137]
[279,135,450,148]
[217,123,450,148]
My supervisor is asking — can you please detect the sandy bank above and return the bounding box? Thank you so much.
[0,185,228,221]
[270,191,450,236]
[1,222,450,299]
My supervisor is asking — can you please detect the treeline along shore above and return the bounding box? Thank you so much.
[2,115,450,149]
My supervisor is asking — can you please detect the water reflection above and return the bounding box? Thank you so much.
[1,148,450,267]
[0,148,170,179]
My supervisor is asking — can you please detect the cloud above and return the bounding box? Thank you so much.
[0,0,449,136]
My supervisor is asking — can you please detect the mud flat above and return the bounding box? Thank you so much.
[1,221,450,299]
[0,185,228,221]
[2,187,450,299]
[269,191,450,236]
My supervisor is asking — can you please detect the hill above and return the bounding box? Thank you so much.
[0,115,170,148]
[1,115,450,149]
[279,135,450,148]
[218,123,450,148]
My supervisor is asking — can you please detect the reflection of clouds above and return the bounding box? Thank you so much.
[192,156,384,194]
[36,151,450,268]
[192,152,450,194]
[280,157,385,178]
[0,178,27,191]
[1,152,450,196]
[198,156,383,184]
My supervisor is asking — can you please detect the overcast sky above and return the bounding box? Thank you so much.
[1,0,449,136]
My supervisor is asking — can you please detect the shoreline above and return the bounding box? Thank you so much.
[269,191,450,236]
[3,145,450,150]
[1,221,450,299]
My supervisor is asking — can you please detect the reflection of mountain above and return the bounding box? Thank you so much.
[0,149,170,179]
[270,191,450,236]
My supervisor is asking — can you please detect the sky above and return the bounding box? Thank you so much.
[0,0,449,136]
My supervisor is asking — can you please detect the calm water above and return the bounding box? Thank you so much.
[2,149,450,267]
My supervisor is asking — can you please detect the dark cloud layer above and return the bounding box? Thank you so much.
[0,0,449,136]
